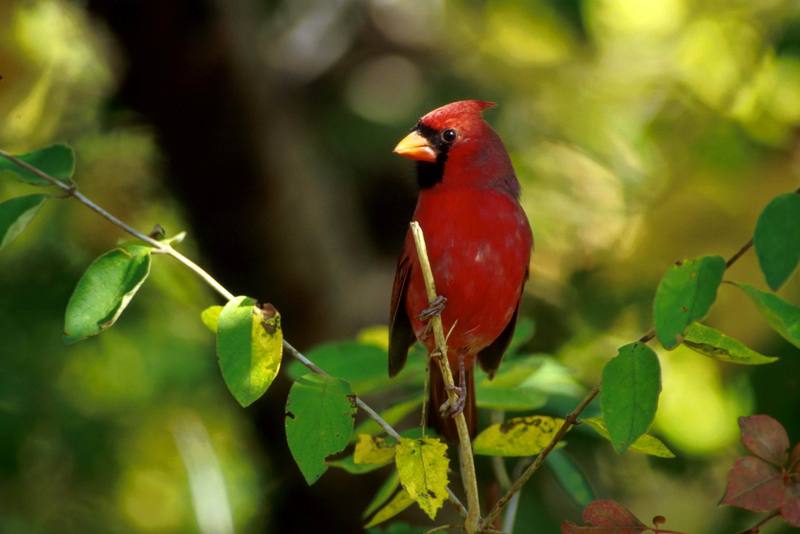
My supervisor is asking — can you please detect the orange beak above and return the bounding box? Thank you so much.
[393,130,437,162]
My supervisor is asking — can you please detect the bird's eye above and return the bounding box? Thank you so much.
[441,129,457,143]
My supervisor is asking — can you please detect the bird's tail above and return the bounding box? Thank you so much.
[428,360,476,441]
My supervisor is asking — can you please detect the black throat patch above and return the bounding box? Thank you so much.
[414,123,451,189]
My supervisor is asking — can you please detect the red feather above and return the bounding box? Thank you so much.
[389,100,533,440]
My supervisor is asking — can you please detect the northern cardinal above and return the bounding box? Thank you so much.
[388,100,533,440]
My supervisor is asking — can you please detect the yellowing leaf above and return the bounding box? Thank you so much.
[394,437,449,520]
[354,434,396,466]
[473,415,564,457]
[217,297,283,407]
[364,487,414,528]
[582,417,675,458]
[200,305,223,333]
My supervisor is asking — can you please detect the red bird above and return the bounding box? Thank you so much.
[388,100,533,440]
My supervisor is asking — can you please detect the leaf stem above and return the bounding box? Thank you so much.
[738,510,780,534]
[0,147,469,517]
[410,221,481,534]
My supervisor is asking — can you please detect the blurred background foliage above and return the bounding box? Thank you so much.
[1,0,799,532]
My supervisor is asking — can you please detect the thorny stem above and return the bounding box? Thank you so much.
[410,222,481,534]
[738,510,780,534]
[0,149,480,517]
[479,193,789,530]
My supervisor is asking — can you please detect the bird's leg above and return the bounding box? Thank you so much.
[418,295,447,321]
[439,354,467,417]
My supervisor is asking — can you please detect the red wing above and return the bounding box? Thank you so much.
[388,246,416,377]
[477,268,528,378]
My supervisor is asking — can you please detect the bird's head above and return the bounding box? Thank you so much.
[393,100,516,193]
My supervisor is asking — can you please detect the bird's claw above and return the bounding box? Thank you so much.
[439,380,466,418]
[418,295,447,321]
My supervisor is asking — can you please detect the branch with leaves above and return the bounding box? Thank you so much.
[2,144,800,533]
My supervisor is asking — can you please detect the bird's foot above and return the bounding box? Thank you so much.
[418,295,447,321]
[439,383,466,417]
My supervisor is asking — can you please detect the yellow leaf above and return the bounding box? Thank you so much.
[363,487,414,528]
[473,415,565,457]
[354,434,396,466]
[582,417,675,458]
[394,437,449,520]
[200,305,223,333]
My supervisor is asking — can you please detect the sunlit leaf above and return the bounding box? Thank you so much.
[363,471,400,518]
[0,194,47,250]
[354,395,422,437]
[216,297,282,407]
[200,305,223,333]
[754,192,800,290]
[546,449,594,507]
[357,324,390,350]
[395,437,449,520]
[582,417,675,458]
[721,456,785,512]
[285,374,356,485]
[473,415,565,457]
[683,323,778,365]
[354,434,396,467]
[653,256,726,349]
[601,343,661,454]
[364,487,414,528]
[64,245,152,343]
[734,282,800,349]
[738,415,789,467]
[476,355,582,411]
[0,144,74,186]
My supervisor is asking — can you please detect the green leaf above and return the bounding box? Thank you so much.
[507,316,536,355]
[600,342,661,454]
[326,454,387,475]
[286,341,388,395]
[285,374,356,485]
[545,449,595,506]
[216,297,282,407]
[200,305,223,333]
[64,245,152,343]
[582,417,675,458]
[395,437,449,520]
[0,194,47,250]
[683,323,778,365]
[363,471,400,519]
[354,395,422,437]
[754,193,800,290]
[0,144,75,186]
[364,487,414,528]
[653,255,726,349]
[476,355,583,411]
[473,415,565,457]
[734,283,800,349]
[354,434,396,466]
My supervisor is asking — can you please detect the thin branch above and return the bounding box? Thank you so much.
[479,199,780,529]
[738,510,780,534]
[0,148,475,516]
[410,221,481,534]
